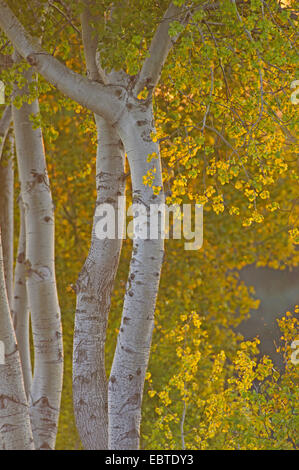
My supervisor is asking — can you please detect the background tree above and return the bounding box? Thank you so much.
[12,61,63,449]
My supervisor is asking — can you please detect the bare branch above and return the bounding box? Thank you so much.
[48,0,81,37]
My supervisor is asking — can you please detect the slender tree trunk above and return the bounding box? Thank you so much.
[12,67,63,450]
[0,106,12,161]
[73,115,125,449]
[108,98,164,449]
[0,132,14,309]
[12,196,32,398]
[0,227,34,450]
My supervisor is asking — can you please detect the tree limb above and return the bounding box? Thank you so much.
[80,1,107,84]
[48,0,81,37]
[134,2,189,95]
[0,0,124,123]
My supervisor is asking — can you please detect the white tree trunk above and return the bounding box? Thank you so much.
[0,132,14,309]
[108,99,164,449]
[73,116,125,449]
[12,196,32,398]
[12,68,63,450]
[0,106,12,161]
[0,227,34,450]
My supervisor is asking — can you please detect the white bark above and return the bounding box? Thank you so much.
[12,67,63,450]
[0,227,35,450]
[0,1,124,124]
[108,99,164,450]
[12,196,32,398]
[73,116,125,449]
[0,130,14,309]
[80,5,107,84]
[0,105,12,160]
[134,2,188,95]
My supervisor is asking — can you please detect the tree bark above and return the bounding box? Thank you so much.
[0,105,12,160]
[0,227,35,450]
[134,3,186,95]
[0,131,14,309]
[12,196,32,398]
[73,115,125,449]
[108,98,165,449]
[73,5,126,449]
[12,67,63,450]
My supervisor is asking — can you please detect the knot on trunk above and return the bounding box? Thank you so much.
[27,54,38,66]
